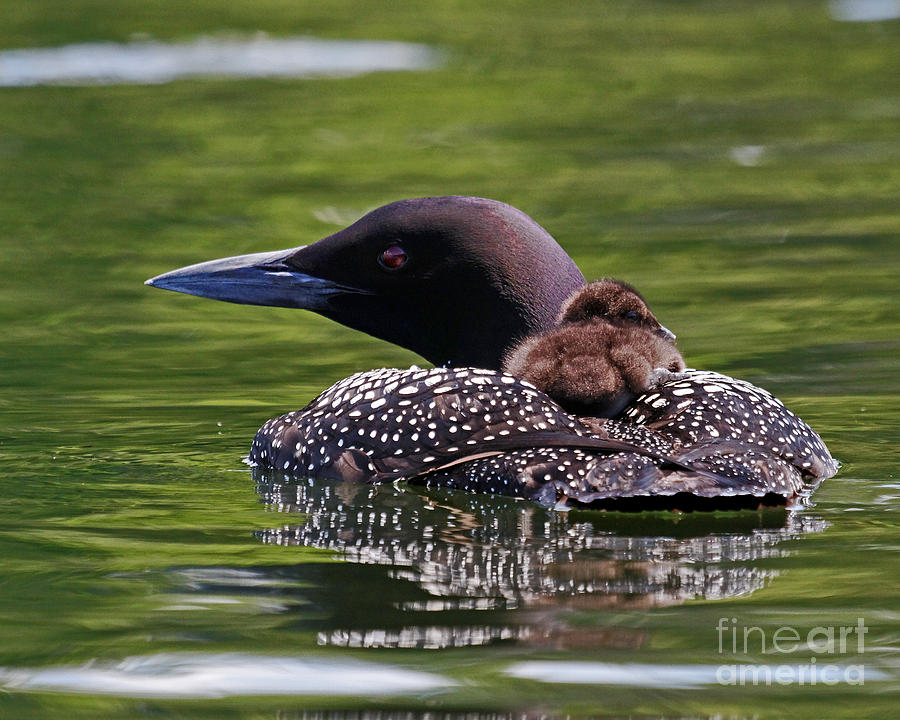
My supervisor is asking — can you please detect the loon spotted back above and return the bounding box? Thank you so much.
[146,196,837,510]
[503,279,686,418]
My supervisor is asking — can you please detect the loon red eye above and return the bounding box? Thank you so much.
[378,245,408,270]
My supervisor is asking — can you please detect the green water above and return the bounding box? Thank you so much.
[1,1,898,717]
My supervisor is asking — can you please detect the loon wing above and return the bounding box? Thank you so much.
[363,429,720,482]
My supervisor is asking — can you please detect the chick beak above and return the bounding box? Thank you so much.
[656,325,676,342]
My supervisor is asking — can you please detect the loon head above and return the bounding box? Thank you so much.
[146,196,585,370]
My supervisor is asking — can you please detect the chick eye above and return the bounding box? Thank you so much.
[378,245,408,270]
[624,310,640,321]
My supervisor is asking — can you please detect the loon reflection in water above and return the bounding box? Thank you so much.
[252,474,826,649]
[147,196,837,510]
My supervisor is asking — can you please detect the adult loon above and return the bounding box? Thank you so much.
[146,196,837,510]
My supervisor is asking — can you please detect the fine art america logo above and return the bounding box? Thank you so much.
[715,617,868,686]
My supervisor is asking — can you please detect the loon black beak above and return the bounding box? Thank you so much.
[656,325,676,343]
[145,247,371,310]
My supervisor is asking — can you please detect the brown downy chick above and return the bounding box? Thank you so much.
[503,279,686,417]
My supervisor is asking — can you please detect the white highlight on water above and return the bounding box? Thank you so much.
[0,35,440,86]
[505,660,889,687]
[729,145,766,167]
[828,0,900,21]
[0,653,454,698]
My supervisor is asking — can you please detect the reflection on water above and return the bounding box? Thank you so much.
[254,473,826,649]
[0,35,440,86]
